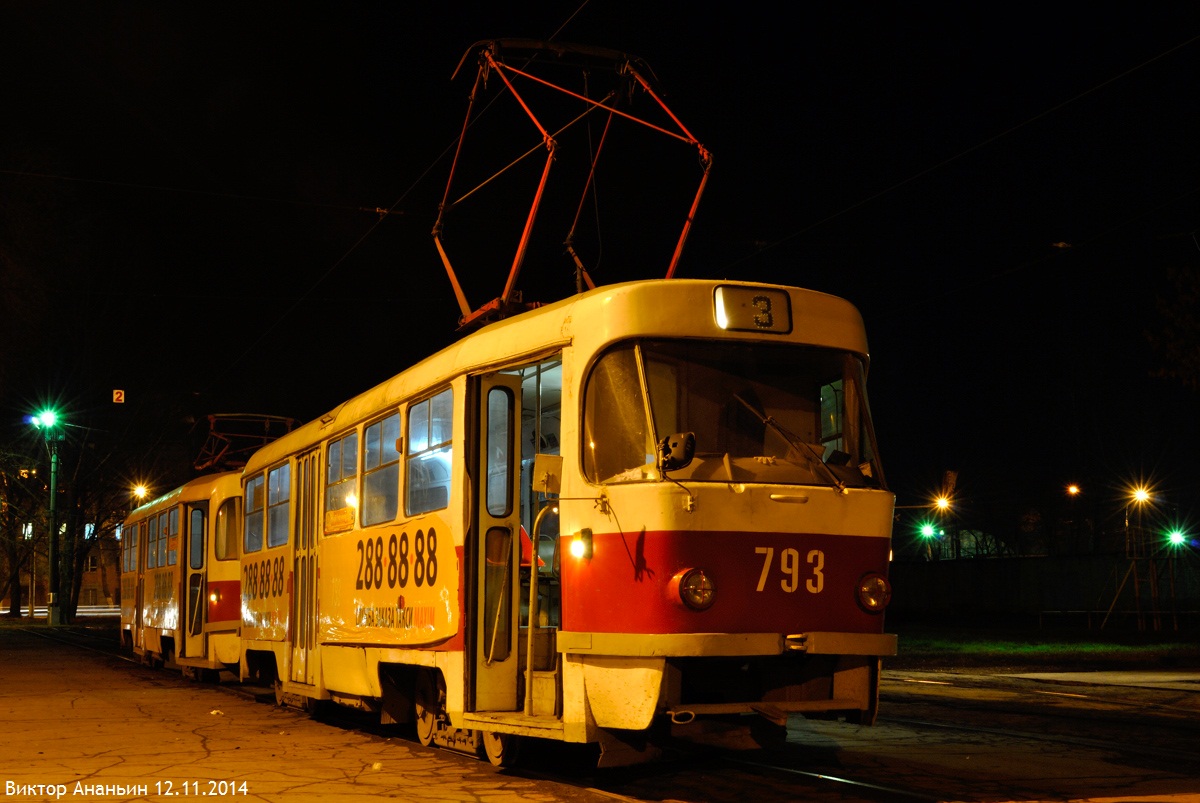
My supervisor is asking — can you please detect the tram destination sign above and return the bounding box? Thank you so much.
[713,286,792,334]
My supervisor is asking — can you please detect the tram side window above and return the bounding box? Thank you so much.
[214,498,240,560]
[325,432,358,533]
[146,515,159,569]
[245,474,265,553]
[165,507,179,566]
[124,522,140,572]
[406,388,453,516]
[362,413,400,526]
[267,463,291,548]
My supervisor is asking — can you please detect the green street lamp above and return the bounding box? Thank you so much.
[30,409,64,626]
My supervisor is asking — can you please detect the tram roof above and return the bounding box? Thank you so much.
[125,470,242,523]
[242,280,868,474]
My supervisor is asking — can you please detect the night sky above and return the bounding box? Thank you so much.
[3,4,1198,530]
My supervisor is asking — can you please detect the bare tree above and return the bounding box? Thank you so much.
[1148,264,1200,392]
[0,458,45,617]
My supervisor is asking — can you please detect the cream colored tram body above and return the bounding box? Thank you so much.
[119,471,243,676]
[235,279,896,765]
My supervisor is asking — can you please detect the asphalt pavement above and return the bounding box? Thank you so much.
[0,626,605,803]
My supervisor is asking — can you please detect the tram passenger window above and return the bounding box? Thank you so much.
[147,516,159,569]
[266,463,291,548]
[406,388,453,516]
[161,509,176,567]
[362,413,400,526]
[325,432,358,532]
[214,498,240,560]
[245,474,264,553]
[120,524,130,572]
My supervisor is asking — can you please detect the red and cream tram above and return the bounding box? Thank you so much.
[120,472,243,677]
[216,278,895,766]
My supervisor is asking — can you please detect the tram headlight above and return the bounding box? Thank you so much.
[856,572,892,613]
[671,568,716,611]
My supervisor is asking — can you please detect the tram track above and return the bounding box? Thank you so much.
[555,749,942,803]
[717,755,940,802]
[16,623,127,657]
[878,672,1200,779]
[880,714,1200,767]
[881,673,1200,733]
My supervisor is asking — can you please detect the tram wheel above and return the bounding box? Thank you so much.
[480,731,521,768]
[273,678,286,707]
[414,669,443,747]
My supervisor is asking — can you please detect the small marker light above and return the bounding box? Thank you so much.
[570,528,593,560]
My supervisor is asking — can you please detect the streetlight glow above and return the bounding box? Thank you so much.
[30,409,59,429]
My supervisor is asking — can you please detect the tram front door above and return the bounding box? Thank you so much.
[291,450,319,685]
[183,503,207,659]
[473,374,523,712]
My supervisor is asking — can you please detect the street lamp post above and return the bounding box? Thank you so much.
[1103,485,1155,631]
[48,438,61,625]
[896,494,954,560]
[31,410,64,626]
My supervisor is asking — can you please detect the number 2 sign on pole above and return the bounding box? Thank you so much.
[113,390,125,404]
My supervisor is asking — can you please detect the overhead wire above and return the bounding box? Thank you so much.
[722,31,1200,278]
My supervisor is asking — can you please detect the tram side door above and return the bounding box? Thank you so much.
[183,503,208,659]
[134,521,145,650]
[473,374,523,712]
[291,450,320,685]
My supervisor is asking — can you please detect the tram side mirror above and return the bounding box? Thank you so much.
[657,432,696,475]
[531,454,562,495]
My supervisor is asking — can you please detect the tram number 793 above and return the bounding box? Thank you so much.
[755,547,824,594]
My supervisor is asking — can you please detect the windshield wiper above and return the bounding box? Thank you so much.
[732,393,846,492]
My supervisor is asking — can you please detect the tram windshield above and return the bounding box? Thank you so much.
[583,340,884,488]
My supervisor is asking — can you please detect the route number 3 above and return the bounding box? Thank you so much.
[755,547,824,593]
